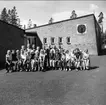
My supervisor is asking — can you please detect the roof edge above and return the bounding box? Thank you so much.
[26,14,95,30]
[0,19,24,31]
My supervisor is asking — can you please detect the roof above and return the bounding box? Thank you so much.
[26,14,95,30]
[0,19,24,31]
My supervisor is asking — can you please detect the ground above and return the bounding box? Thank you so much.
[0,56,106,105]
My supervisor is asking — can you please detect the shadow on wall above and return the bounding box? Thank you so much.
[36,33,42,49]
[25,32,42,49]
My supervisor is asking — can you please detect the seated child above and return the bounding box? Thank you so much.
[5,50,12,73]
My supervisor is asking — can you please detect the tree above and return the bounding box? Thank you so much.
[0,7,8,22]
[10,6,18,26]
[7,9,12,24]
[70,10,77,19]
[48,17,53,24]
[27,19,33,28]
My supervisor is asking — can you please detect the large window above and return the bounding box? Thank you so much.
[77,24,86,34]
[43,38,47,44]
[58,37,62,45]
[67,37,71,44]
[51,37,55,45]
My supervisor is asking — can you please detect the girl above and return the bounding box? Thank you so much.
[39,49,45,71]
[82,49,90,70]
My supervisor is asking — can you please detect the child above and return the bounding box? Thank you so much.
[49,47,55,70]
[35,46,40,71]
[82,49,90,70]
[25,50,31,72]
[74,48,83,71]
[61,51,66,71]
[5,50,12,73]
[65,50,71,71]
[39,49,45,71]
[30,44,36,72]
[20,45,26,71]
[11,50,18,72]
[16,50,21,71]
[54,49,60,70]
[70,50,76,70]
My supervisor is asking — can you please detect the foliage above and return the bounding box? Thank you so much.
[0,6,21,28]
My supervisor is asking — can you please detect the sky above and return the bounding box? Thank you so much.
[0,1,106,31]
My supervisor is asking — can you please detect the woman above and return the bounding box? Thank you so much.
[5,50,12,73]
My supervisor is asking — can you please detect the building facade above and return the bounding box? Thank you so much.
[25,14,101,55]
[0,20,25,68]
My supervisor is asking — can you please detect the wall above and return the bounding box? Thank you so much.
[0,21,24,67]
[26,15,98,55]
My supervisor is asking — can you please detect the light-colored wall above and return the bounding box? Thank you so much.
[26,15,98,55]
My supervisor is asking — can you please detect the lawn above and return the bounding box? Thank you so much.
[0,55,106,105]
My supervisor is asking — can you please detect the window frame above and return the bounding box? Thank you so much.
[51,37,55,45]
[58,37,63,45]
[77,24,87,34]
[66,37,71,44]
[43,37,47,44]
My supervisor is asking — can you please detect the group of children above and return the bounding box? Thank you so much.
[5,44,90,73]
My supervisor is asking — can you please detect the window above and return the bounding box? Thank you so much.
[67,37,71,44]
[43,38,47,44]
[58,37,62,45]
[51,37,55,45]
[77,24,86,34]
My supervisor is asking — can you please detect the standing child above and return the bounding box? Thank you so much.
[61,50,66,71]
[82,49,90,70]
[39,49,45,71]
[16,50,21,71]
[20,45,26,71]
[49,47,55,70]
[30,44,36,72]
[11,50,17,72]
[35,46,40,71]
[65,50,71,71]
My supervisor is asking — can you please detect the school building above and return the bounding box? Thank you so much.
[25,14,101,55]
